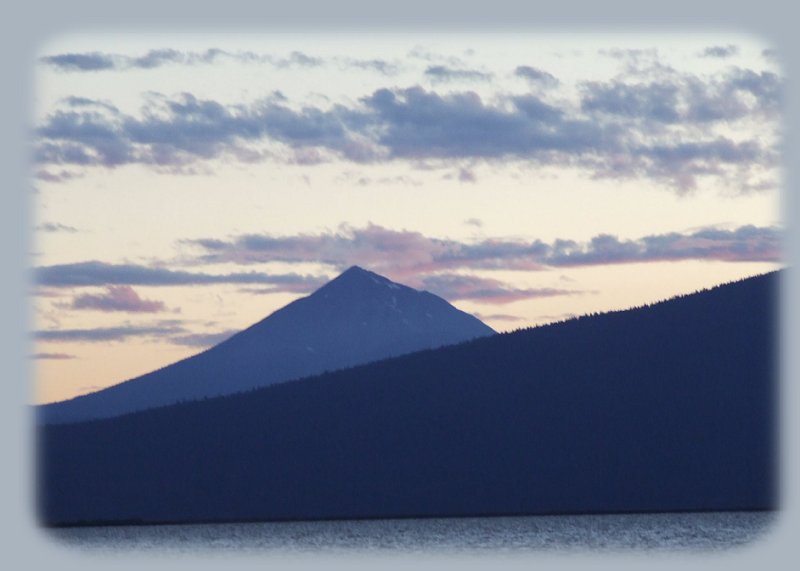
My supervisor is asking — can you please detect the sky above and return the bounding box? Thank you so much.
[31,33,783,404]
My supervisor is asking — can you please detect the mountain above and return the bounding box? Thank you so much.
[39,272,778,525]
[38,266,495,424]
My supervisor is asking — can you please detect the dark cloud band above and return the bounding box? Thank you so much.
[34,261,326,290]
[34,325,184,342]
[35,63,782,192]
[34,322,235,349]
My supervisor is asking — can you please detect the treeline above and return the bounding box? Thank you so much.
[39,271,779,525]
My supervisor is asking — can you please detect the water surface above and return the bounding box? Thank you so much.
[46,511,774,556]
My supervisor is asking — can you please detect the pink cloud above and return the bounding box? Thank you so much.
[70,285,167,313]
[422,273,582,304]
[189,223,780,281]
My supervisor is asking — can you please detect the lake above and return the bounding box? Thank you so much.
[44,511,774,555]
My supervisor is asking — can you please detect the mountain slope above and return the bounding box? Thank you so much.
[38,266,495,424]
[39,272,778,525]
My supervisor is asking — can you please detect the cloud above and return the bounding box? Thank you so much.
[69,285,167,313]
[725,68,783,114]
[576,68,782,190]
[35,92,372,168]
[188,223,781,279]
[35,67,780,192]
[34,319,236,348]
[361,85,775,191]
[596,137,771,192]
[471,312,524,322]
[458,168,476,183]
[36,222,78,233]
[34,324,185,342]
[543,225,782,266]
[39,48,328,72]
[39,48,325,72]
[600,48,660,61]
[580,80,682,123]
[237,279,328,295]
[761,48,778,61]
[344,58,400,75]
[34,169,83,183]
[407,46,466,66]
[422,274,580,304]
[40,52,116,71]
[189,224,452,277]
[701,45,739,58]
[599,48,671,77]
[358,87,608,162]
[580,67,781,124]
[30,352,76,360]
[32,224,781,347]
[275,51,322,68]
[40,50,202,72]
[36,87,583,167]
[514,65,559,86]
[41,49,406,78]
[169,330,238,348]
[34,260,325,291]
[349,174,422,187]
[424,65,493,82]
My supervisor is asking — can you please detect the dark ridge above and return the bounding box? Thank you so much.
[38,271,779,526]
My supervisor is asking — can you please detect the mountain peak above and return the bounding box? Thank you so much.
[338,265,378,281]
[341,265,387,280]
[315,265,405,296]
[40,264,495,424]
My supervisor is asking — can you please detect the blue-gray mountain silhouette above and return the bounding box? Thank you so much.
[39,271,777,525]
[39,266,495,424]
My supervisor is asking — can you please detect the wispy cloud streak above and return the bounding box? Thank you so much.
[422,274,580,304]
[39,49,327,71]
[169,330,238,347]
[34,324,184,342]
[34,261,326,291]
[31,352,76,360]
[36,222,78,233]
[34,322,235,349]
[424,65,492,82]
[39,49,403,75]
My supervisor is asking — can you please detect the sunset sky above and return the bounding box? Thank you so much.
[31,33,783,404]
